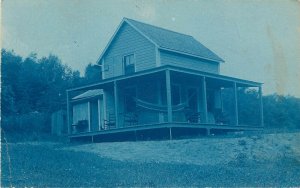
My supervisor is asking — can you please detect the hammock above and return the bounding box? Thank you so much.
[134,98,187,112]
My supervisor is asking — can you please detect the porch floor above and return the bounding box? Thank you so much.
[69,123,263,142]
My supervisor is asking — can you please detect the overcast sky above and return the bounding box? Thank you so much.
[2,0,300,96]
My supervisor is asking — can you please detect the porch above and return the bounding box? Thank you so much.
[69,122,262,142]
[67,65,263,140]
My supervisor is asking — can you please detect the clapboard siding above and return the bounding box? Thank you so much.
[160,50,220,74]
[102,23,156,79]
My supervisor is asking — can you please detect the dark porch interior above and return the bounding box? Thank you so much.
[67,66,263,139]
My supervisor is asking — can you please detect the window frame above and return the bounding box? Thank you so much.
[123,53,136,75]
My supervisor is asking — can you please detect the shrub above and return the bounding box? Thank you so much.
[2,112,51,133]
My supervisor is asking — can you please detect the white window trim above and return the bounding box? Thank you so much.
[123,53,136,75]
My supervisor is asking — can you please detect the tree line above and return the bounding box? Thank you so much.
[235,88,300,129]
[1,49,300,132]
[1,49,101,132]
[1,49,102,116]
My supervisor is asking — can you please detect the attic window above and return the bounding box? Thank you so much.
[123,54,135,75]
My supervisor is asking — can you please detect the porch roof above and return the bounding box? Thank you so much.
[72,89,103,101]
[68,65,262,92]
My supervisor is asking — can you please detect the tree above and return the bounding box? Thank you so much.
[84,63,102,84]
[1,85,16,115]
[263,94,300,129]
[221,87,300,129]
[237,88,260,126]
[17,54,41,113]
[1,49,22,115]
[37,55,67,112]
[1,49,84,115]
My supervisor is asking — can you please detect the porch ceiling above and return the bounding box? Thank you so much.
[168,66,261,88]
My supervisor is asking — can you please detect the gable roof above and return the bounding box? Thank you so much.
[97,18,224,64]
[125,18,224,62]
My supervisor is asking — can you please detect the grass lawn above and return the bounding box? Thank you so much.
[1,131,300,187]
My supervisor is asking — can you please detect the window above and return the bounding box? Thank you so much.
[123,54,135,75]
[171,85,181,105]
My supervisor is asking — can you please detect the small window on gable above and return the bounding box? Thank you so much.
[123,54,135,75]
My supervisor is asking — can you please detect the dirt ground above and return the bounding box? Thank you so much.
[1,131,300,187]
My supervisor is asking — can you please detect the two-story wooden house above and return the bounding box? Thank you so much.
[67,18,263,142]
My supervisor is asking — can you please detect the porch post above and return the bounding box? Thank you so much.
[259,86,264,127]
[165,69,173,123]
[201,77,208,123]
[87,101,91,132]
[66,90,70,134]
[157,81,164,123]
[97,99,101,130]
[114,80,119,128]
[233,82,239,126]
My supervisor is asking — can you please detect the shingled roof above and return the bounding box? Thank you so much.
[72,89,103,101]
[98,18,224,63]
[125,18,224,62]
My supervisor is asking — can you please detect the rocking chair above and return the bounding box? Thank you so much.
[103,113,116,130]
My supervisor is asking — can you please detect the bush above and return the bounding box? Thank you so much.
[2,112,51,133]
[263,95,300,129]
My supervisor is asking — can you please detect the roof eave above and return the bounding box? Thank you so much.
[158,47,225,63]
[124,18,159,47]
[95,18,159,64]
[71,96,100,103]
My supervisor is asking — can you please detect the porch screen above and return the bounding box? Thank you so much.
[73,102,89,124]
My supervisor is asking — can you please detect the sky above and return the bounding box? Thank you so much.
[2,0,300,97]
